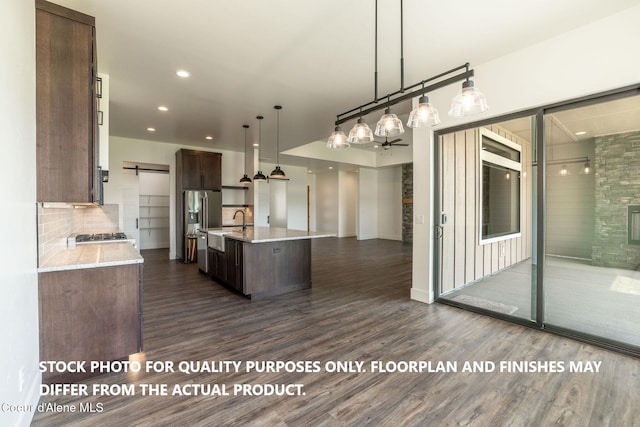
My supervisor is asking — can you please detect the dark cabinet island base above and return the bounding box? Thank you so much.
[208,227,333,300]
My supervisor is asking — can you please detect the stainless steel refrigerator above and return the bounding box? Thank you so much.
[183,190,222,261]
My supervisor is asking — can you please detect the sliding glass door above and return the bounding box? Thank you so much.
[543,94,640,349]
[435,88,640,354]
[436,117,537,323]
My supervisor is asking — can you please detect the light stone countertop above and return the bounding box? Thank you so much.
[38,242,143,273]
[218,226,335,244]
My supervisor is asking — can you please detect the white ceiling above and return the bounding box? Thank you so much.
[49,0,640,170]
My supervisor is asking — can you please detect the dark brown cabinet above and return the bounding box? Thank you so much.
[225,238,244,293]
[216,237,312,299]
[36,0,99,203]
[176,149,222,191]
[38,264,143,383]
[208,247,227,283]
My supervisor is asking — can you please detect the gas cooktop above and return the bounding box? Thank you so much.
[75,232,128,243]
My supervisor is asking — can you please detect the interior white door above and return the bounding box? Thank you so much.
[121,172,140,249]
[269,179,287,228]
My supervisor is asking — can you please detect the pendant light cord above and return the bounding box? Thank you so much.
[374,0,378,102]
[243,124,249,174]
[257,116,262,170]
[400,0,404,92]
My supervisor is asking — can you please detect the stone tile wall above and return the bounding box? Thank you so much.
[592,130,640,269]
[402,163,413,243]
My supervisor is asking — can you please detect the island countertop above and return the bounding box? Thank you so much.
[38,242,143,273]
[222,226,335,243]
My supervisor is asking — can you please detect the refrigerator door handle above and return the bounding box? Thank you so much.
[201,193,208,229]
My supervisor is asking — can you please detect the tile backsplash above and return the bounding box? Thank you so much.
[37,204,119,267]
[222,206,254,227]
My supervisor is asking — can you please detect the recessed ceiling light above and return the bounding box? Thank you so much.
[252,143,259,147]
[158,105,168,112]
[176,69,190,78]
[147,127,156,132]
[328,166,334,170]
[205,136,213,140]
[575,131,587,135]
[308,170,312,174]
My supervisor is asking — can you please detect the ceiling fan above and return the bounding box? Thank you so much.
[376,137,409,150]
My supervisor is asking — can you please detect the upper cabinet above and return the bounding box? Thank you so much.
[176,149,222,191]
[36,0,99,203]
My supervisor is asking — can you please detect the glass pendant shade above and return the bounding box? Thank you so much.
[407,95,441,128]
[270,165,286,179]
[348,118,374,144]
[448,80,489,117]
[327,125,350,149]
[375,107,404,137]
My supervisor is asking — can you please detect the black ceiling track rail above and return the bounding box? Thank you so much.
[335,63,473,126]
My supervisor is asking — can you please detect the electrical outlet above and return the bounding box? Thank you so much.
[500,243,506,257]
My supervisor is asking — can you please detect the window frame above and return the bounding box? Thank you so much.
[479,127,523,245]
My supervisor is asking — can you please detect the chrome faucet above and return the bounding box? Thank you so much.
[233,209,246,230]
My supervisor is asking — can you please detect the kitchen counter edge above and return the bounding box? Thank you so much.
[38,242,144,273]
[222,226,336,244]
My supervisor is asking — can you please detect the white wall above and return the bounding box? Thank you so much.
[282,164,310,231]
[107,136,244,259]
[338,171,357,237]
[411,4,640,304]
[0,1,40,426]
[252,162,313,231]
[315,172,339,234]
[377,167,403,241]
[356,167,403,241]
[357,168,378,240]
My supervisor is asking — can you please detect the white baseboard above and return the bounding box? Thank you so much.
[411,287,433,304]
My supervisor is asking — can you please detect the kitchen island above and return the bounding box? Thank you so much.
[208,227,334,299]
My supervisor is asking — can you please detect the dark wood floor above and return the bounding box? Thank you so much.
[32,238,640,426]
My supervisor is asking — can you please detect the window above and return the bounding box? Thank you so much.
[480,128,522,243]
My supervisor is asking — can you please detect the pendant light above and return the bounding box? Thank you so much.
[348,116,374,144]
[253,115,267,181]
[407,84,441,128]
[448,78,489,117]
[327,125,350,149]
[329,1,488,147]
[270,105,286,179]
[375,100,404,137]
[239,124,252,185]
